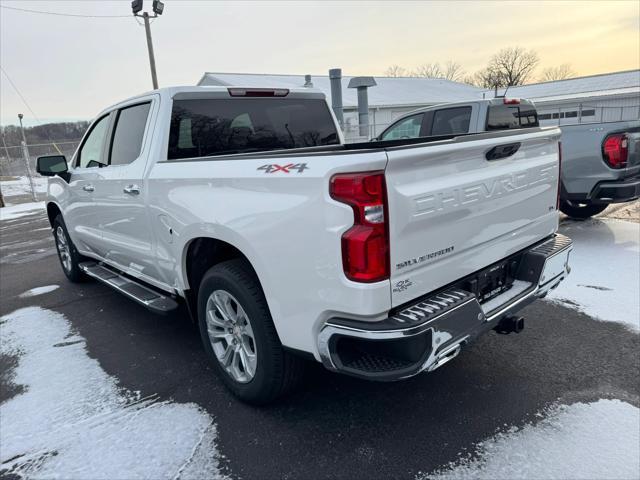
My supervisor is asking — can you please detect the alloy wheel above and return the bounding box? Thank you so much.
[56,226,72,272]
[205,289,258,383]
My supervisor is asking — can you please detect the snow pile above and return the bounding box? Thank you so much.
[0,307,225,479]
[18,285,59,298]
[423,399,640,480]
[0,201,45,221]
[550,219,640,331]
[0,176,47,197]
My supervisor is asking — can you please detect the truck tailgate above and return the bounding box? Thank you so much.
[385,128,561,307]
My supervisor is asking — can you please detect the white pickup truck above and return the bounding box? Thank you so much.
[37,86,572,403]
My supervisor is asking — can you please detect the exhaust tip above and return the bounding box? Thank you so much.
[494,315,525,335]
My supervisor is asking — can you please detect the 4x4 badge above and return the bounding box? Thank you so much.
[257,163,309,174]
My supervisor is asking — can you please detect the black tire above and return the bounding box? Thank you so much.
[559,200,608,219]
[52,215,89,283]
[197,259,305,404]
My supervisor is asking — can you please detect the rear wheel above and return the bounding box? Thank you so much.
[197,259,304,404]
[52,215,89,282]
[559,199,608,219]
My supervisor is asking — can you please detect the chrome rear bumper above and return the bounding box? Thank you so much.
[317,233,573,381]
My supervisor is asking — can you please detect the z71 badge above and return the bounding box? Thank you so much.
[258,163,309,174]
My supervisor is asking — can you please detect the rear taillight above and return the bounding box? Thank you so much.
[330,171,390,283]
[557,141,562,210]
[503,98,521,105]
[602,134,628,169]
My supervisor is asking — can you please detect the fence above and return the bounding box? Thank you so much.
[0,140,80,177]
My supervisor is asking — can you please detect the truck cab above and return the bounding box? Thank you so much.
[376,98,539,141]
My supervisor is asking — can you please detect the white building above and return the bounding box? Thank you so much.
[198,69,640,141]
[489,69,640,126]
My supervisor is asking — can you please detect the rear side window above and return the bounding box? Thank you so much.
[487,103,539,130]
[381,113,424,141]
[110,102,151,166]
[168,98,339,160]
[431,107,471,136]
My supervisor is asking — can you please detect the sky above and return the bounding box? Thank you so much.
[1,0,638,127]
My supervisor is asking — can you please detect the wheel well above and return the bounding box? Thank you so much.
[46,203,62,227]
[185,237,256,294]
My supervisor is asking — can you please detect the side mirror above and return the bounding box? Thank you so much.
[37,155,68,177]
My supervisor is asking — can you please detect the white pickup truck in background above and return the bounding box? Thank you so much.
[37,86,572,403]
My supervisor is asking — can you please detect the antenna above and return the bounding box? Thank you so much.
[498,84,511,99]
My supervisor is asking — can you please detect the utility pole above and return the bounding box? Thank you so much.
[131,0,164,90]
[0,129,10,208]
[18,114,37,202]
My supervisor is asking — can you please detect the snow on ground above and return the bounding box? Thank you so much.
[0,201,45,221]
[597,199,640,224]
[549,218,640,332]
[422,399,640,480]
[0,176,47,197]
[18,285,59,298]
[0,307,225,479]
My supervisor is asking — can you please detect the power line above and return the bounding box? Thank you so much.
[0,67,44,125]
[0,5,130,18]
[1,67,64,153]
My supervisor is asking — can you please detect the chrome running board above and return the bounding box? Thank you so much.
[79,262,179,314]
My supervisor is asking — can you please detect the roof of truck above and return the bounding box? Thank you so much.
[134,85,328,98]
[97,86,329,116]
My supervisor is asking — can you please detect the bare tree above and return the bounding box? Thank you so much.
[539,64,575,82]
[487,46,539,86]
[411,61,465,81]
[462,46,539,89]
[465,67,508,89]
[384,65,407,77]
[442,61,465,82]
[412,63,443,78]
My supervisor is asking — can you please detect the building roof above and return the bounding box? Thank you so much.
[489,70,640,103]
[198,72,482,108]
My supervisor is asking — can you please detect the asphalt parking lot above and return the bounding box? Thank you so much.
[1,203,639,479]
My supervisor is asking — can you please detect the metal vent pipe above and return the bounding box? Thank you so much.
[348,77,377,138]
[329,68,344,127]
[304,74,313,88]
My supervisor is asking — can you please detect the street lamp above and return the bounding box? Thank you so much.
[152,1,164,15]
[17,114,37,201]
[131,0,143,14]
[131,0,164,90]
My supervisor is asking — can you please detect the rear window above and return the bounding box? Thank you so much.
[486,103,539,130]
[168,98,339,160]
[431,107,472,135]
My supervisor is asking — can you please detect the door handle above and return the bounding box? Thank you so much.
[82,184,95,192]
[123,184,140,195]
[485,143,521,161]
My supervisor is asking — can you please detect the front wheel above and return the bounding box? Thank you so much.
[52,215,89,282]
[559,199,608,219]
[197,259,304,404]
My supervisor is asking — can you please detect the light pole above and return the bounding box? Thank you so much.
[18,114,37,202]
[131,0,164,90]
